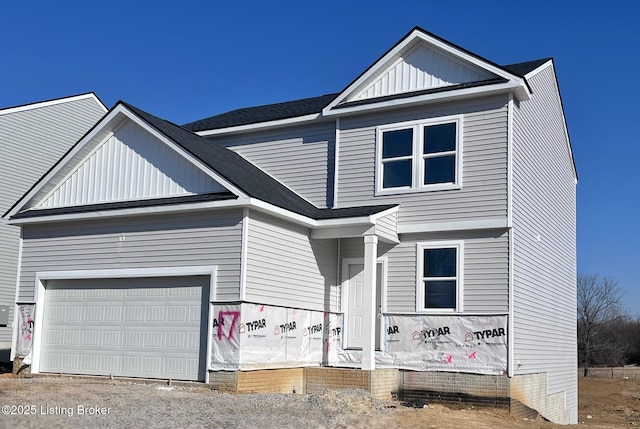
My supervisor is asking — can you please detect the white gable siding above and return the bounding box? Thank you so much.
[212,122,335,208]
[18,210,243,302]
[351,42,495,101]
[0,96,105,345]
[39,119,225,208]
[339,230,509,314]
[374,211,398,244]
[337,95,509,225]
[244,210,338,311]
[512,65,577,424]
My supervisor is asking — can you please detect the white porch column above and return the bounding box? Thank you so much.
[362,234,378,370]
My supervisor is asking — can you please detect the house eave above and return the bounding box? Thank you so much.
[323,81,529,117]
[194,113,324,137]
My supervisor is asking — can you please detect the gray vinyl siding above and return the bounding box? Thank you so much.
[245,210,338,311]
[512,66,577,422]
[337,95,508,225]
[340,230,509,314]
[0,96,105,344]
[374,211,398,243]
[212,121,336,208]
[18,210,243,302]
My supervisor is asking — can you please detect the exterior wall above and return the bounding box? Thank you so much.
[511,64,577,424]
[340,229,510,314]
[212,121,336,208]
[0,95,105,346]
[18,209,243,301]
[305,367,399,399]
[336,95,509,225]
[245,210,338,311]
[374,211,398,243]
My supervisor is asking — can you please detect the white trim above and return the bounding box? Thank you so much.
[239,208,250,301]
[195,113,322,137]
[507,94,514,227]
[325,80,528,118]
[375,115,463,196]
[333,118,340,208]
[30,265,217,377]
[0,93,107,116]
[415,240,464,313]
[9,233,24,361]
[507,94,515,376]
[7,198,251,225]
[398,218,509,234]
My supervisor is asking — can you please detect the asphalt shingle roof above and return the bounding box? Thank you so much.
[119,102,395,220]
[182,59,549,132]
[182,93,339,132]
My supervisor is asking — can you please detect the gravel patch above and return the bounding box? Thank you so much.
[0,377,400,429]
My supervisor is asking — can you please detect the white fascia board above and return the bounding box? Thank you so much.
[324,81,527,118]
[398,218,509,234]
[247,198,378,229]
[6,198,251,225]
[120,106,248,199]
[311,225,375,240]
[195,113,321,137]
[0,93,107,116]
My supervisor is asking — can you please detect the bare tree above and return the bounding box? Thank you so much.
[577,274,627,376]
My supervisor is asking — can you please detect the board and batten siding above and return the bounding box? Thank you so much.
[18,210,243,302]
[512,65,577,424]
[336,95,509,225]
[340,230,509,314]
[244,210,338,311]
[0,95,106,344]
[211,121,336,208]
[40,119,225,209]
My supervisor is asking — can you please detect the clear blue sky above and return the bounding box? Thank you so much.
[2,1,639,314]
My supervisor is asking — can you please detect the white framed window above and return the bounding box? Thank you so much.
[416,241,463,312]
[376,115,463,195]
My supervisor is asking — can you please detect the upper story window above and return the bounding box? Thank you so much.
[376,116,462,195]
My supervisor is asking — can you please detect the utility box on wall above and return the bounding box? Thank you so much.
[0,306,9,325]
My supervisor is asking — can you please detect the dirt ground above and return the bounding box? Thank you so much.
[0,375,637,428]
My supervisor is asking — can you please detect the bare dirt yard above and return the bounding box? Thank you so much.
[0,375,637,428]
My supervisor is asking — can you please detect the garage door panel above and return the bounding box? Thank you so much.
[40,276,208,381]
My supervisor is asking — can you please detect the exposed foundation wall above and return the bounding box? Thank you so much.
[208,367,400,400]
[510,373,571,424]
[401,370,509,407]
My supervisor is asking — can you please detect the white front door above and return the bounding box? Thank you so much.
[345,263,383,350]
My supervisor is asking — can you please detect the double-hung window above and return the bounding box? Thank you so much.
[416,241,463,312]
[377,116,462,194]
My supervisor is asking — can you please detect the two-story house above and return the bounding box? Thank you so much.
[2,27,576,423]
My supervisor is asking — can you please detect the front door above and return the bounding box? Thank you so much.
[345,262,383,350]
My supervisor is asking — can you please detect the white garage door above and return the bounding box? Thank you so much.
[40,276,209,381]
